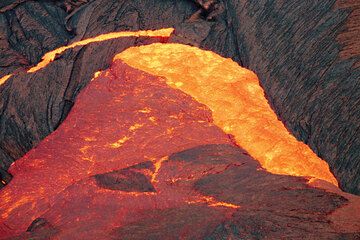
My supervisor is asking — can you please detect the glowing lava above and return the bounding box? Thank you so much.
[0,28,174,87]
[186,196,240,209]
[0,60,234,237]
[27,28,174,73]
[116,43,338,186]
[0,74,12,86]
[1,38,359,239]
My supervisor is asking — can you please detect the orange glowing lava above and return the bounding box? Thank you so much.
[0,74,12,86]
[117,43,338,186]
[27,28,173,73]
[2,27,359,239]
[186,196,240,209]
[151,156,169,184]
[0,59,234,237]
[0,28,174,87]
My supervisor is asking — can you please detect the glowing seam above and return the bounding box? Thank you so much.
[0,28,174,87]
[0,74,12,86]
[27,28,174,73]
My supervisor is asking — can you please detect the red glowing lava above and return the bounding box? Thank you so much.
[0,59,237,238]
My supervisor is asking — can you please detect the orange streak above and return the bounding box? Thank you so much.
[27,28,174,73]
[0,74,12,86]
[151,156,169,183]
[91,71,102,81]
[117,43,338,186]
[186,196,240,209]
[0,28,173,87]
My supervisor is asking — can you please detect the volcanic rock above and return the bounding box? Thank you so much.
[94,162,156,192]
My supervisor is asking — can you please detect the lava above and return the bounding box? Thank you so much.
[0,60,233,237]
[116,43,338,186]
[1,32,359,239]
[151,156,169,184]
[0,28,174,87]
[186,196,240,209]
[0,74,11,86]
[0,40,358,239]
[27,28,174,73]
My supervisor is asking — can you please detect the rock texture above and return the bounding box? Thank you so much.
[0,1,71,77]
[1,60,358,239]
[0,0,359,196]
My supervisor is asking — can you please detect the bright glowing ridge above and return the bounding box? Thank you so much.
[117,43,338,186]
[0,74,12,86]
[0,28,174,87]
[27,28,174,73]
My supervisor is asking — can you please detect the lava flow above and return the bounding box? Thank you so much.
[0,28,174,86]
[117,43,338,186]
[0,57,239,238]
[1,40,359,238]
[0,74,11,86]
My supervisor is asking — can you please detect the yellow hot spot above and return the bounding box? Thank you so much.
[79,145,94,162]
[82,156,94,162]
[151,156,168,183]
[209,201,240,209]
[84,136,96,142]
[94,71,101,78]
[138,107,152,113]
[91,71,102,81]
[27,28,174,73]
[117,43,338,186]
[122,191,156,197]
[110,136,131,148]
[168,177,183,184]
[0,74,12,86]
[175,82,184,87]
[96,190,156,197]
[80,145,90,154]
[166,127,175,134]
[129,123,144,131]
[186,196,240,209]
[148,116,157,123]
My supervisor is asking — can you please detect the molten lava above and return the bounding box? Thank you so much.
[0,74,11,86]
[0,60,238,238]
[0,28,174,87]
[2,31,338,188]
[116,43,338,186]
[2,31,359,239]
[27,28,174,73]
